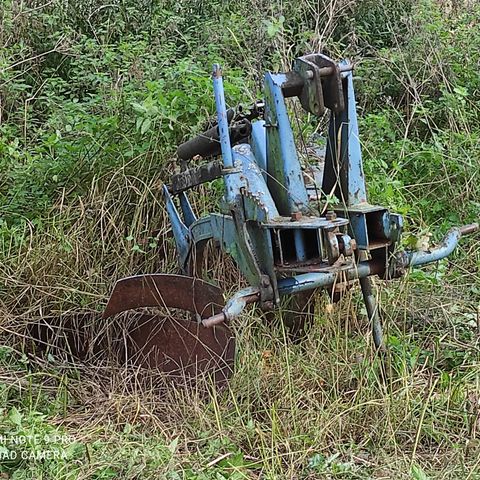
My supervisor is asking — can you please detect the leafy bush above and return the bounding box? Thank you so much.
[358,0,480,229]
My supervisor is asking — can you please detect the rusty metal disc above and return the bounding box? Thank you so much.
[103,274,225,319]
[121,313,235,384]
[30,275,235,385]
[102,274,235,384]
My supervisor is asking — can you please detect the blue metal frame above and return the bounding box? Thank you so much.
[264,73,310,216]
[322,67,367,207]
[161,56,477,341]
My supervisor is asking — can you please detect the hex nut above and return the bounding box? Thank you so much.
[325,210,337,221]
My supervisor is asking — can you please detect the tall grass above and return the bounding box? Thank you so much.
[0,0,479,478]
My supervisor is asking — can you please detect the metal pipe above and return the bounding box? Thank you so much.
[202,260,383,327]
[277,260,383,296]
[202,287,260,327]
[201,223,478,327]
[279,224,479,298]
[356,250,385,351]
[212,64,233,169]
[176,118,251,161]
[201,312,225,328]
[407,223,478,267]
[359,275,385,351]
[317,63,353,77]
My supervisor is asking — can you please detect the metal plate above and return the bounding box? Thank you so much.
[101,274,234,385]
[30,312,235,386]
[104,274,225,318]
[122,313,235,384]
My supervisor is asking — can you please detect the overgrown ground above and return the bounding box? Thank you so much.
[0,0,480,478]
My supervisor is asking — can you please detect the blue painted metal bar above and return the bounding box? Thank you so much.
[162,185,190,268]
[323,62,368,208]
[264,73,309,215]
[201,260,379,325]
[178,191,197,227]
[212,64,233,169]
[264,72,310,263]
[231,144,279,221]
[222,287,259,320]
[293,230,308,262]
[357,249,384,351]
[250,120,267,176]
[343,65,367,206]
[359,275,384,350]
[406,224,478,267]
[277,261,377,296]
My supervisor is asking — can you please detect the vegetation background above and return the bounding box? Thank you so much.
[0,0,479,478]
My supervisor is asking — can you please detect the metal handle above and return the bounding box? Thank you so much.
[176,119,252,161]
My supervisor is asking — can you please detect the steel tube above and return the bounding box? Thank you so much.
[212,64,233,169]
[407,223,478,267]
[356,250,385,351]
[202,260,382,326]
[201,223,478,326]
[359,275,385,351]
[277,260,382,296]
[176,118,251,161]
[202,287,260,327]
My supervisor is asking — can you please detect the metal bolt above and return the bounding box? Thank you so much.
[263,301,274,310]
[325,210,337,221]
[291,211,302,221]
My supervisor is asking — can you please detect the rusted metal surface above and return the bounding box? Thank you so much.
[325,231,340,265]
[103,274,225,319]
[325,210,337,221]
[29,312,96,359]
[122,314,235,384]
[274,260,354,274]
[201,312,226,328]
[263,215,348,229]
[293,54,346,115]
[171,160,224,193]
[31,312,235,385]
[459,223,479,236]
[101,274,235,384]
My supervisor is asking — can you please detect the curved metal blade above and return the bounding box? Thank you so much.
[103,274,225,319]
[31,312,235,385]
[102,274,234,384]
[122,314,235,384]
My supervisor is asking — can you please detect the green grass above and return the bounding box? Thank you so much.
[1,281,480,478]
[0,0,480,478]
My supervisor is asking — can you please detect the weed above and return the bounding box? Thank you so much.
[0,0,479,478]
